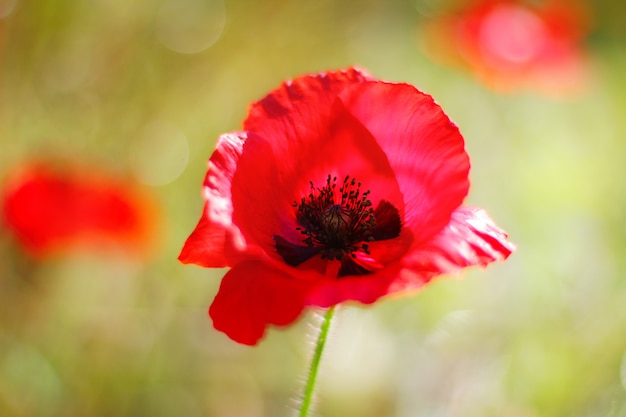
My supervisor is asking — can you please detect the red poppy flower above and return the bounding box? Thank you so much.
[179,68,514,345]
[421,0,591,95]
[1,161,157,258]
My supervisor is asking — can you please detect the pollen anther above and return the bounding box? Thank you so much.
[294,175,376,261]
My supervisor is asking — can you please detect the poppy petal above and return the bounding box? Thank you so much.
[340,82,470,245]
[273,235,321,266]
[179,132,246,267]
[244,67,372,140]
[401,206,515,282]
[243,67,403,215]
[338,257,374,277]
[203,132,246,227]
[306,266,402,308]
[209,261,313,345]
[371,199,402,240]
[178,204,228,267]
[231,100,404,259]
[307,207,513,307]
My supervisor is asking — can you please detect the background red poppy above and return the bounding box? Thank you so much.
[420,0,593,95]
[1,161,157,258]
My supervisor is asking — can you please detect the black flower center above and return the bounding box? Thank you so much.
[273,175,402,277]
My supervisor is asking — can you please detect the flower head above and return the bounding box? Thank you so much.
[1,161,157,258]
[421,0,591,95]
[179,68,514,345]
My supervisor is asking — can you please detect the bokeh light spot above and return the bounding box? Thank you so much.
[479,5,547,65]
[155,0,226,54]
[0,0,16,19]
[130,121,189,186]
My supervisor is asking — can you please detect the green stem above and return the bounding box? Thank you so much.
[298,305,336,417]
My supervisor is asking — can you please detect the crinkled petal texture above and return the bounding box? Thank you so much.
[338,81,470,245]
[179,132,246,267]
[179,68,514,345]
[306,206,515,307]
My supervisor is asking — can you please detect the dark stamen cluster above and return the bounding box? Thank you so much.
[273,174,401,276]
[294,175,375,261]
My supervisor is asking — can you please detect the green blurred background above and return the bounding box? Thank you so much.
[2,0,626,416]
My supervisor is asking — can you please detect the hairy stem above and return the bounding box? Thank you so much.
[298,305,336,417]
